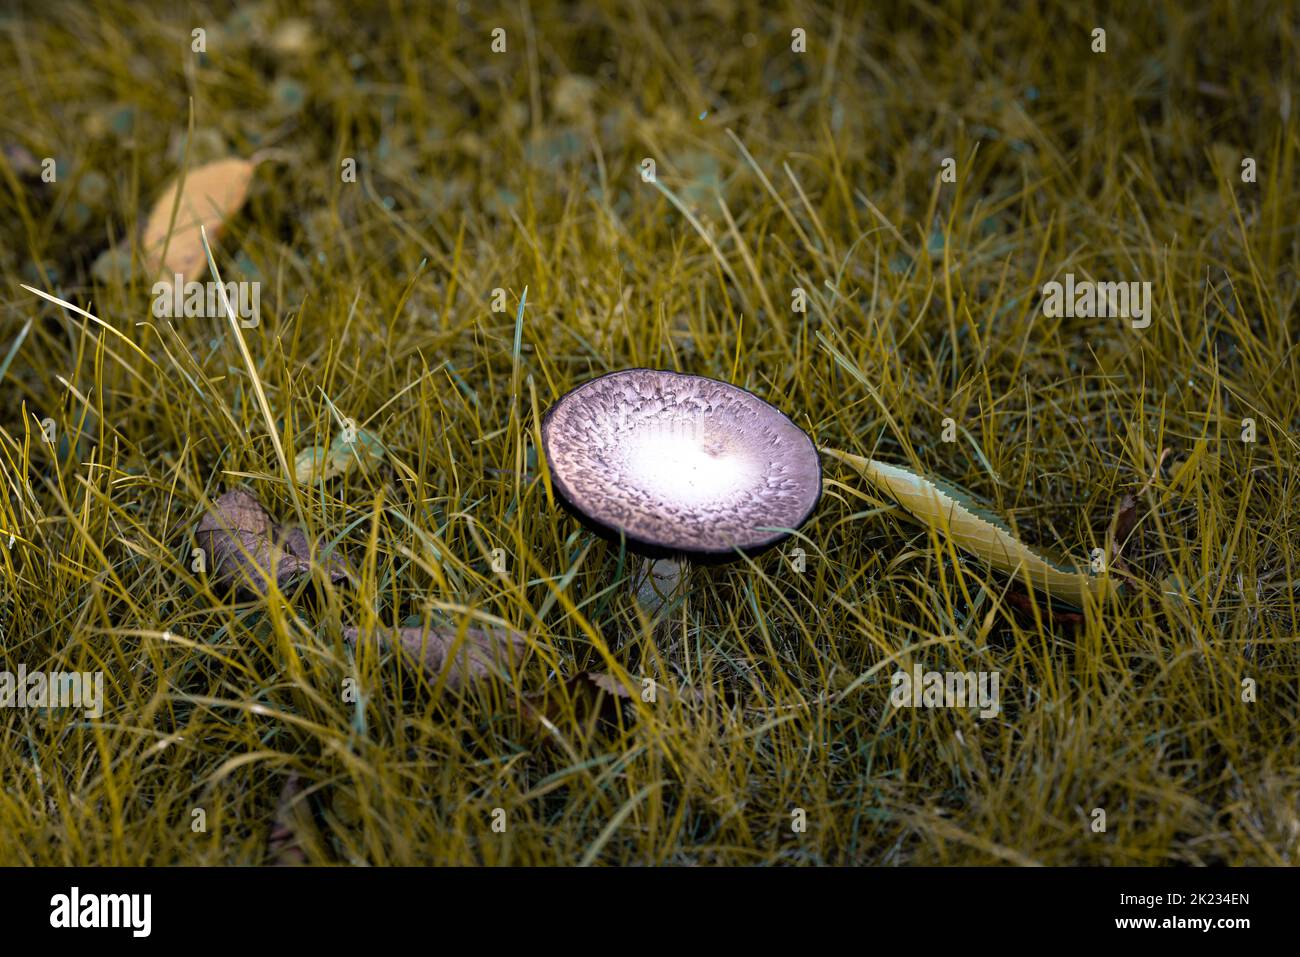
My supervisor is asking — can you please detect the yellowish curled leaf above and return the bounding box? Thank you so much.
[142,157,256,281]
[826,448,1114,607]
[294,429,386,484]
[324,428,385,480]
[293,446,329,484]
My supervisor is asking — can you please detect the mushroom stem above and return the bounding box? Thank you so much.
[631,556,687,621]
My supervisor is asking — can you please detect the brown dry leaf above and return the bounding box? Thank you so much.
[278,523,350,580]
[1107,448,1170,579]
[267,773,308,866]
[585,671,635,698]
[1004,451,1171,623]
[195,488,349,596]
[142,157,256,281]
[1109,493,1141,563]
[342,623,526,690]
[521,670,636,734]
[518,671,745,744]
[1004,589,1086,627]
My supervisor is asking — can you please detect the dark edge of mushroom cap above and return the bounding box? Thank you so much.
[540,368,823,562]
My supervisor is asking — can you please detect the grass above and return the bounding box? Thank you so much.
[0,0,1298,865]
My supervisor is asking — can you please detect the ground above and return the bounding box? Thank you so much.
[0,0,1297,865]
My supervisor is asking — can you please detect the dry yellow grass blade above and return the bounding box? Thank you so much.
[825,448,1114,607]
[142,157,255,280]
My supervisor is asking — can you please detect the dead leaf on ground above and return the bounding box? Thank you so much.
[195,488,350,596]
[1107,492,1141,576]
[826,448,1117,608]
[143,156,256,281]
[1110,493,1141,555]
[1001,452,1171,623]
[519,671,744,738]
[292,446,329,484]
[293,427,386,484]
[1107,448,1170,581]
[342,623,526,690]
[268,772,308,866]
[1004,589,1086,627]
[521,669,636,734]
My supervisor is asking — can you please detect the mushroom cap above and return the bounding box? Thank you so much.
[541,369,822,558]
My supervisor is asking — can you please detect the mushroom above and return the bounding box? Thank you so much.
[540,369,822,560]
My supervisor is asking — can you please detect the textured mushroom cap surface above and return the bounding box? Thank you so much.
[542,369,821,555]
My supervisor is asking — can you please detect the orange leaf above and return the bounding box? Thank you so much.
[142,157,255,281]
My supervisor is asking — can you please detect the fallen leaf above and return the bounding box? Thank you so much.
[825,448,1115,608]
[278,523,350,577]
[268,773,308,866]
[1109,493,1141,559]
[325,427,386,479]
[516,671,735,740]
[197,487,274,538]
[342,623,526,690]
[585,671,634,697]
[293,429,386,484]
[195,488,349,596]
[293,446,329,484]
[1107,448,1169,578]
[1004,589,1087,627]
[142,157,256,281]
[521,670,636,733]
